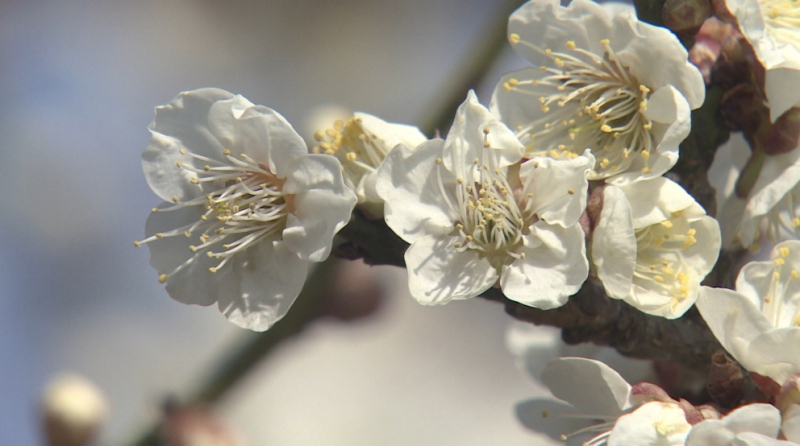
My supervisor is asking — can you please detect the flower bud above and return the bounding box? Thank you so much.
[41,373,108,446]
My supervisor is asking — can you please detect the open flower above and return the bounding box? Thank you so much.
[697,240,800,384]
[491,0,704,184]
[709,132,800,249]
[516,357,696,446]
[722,0,800,120]
[376,91,592,308]
[311,113,426,216]
[592,177,721,318]
[136,88,356,331]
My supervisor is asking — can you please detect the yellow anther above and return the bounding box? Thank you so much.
[600,124,612,133]
[158,274,168,283]
[780,247,791,258]
[600,38,610,45]
[566,40,576,49]
[346,152,357,162]
[436,157,443,164]
[179,148,186,155]
[503,82,511,92]
[775,272,782,281]
[176,160,183,168]
[222,149,231,155]
[509,33,521,43]
[209,267,218,274]
[661,220,673,228]
[654,275,664,283]
[172,195,179,203]
[133,241,141,247]
[641,167,652,174]
[568,188,575,195]
[508,78,519,86]
[776,258,786,266]
[641,150,650,159]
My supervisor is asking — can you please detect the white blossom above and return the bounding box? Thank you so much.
[137,88,357,331]
[516,357,693,446]
[723,0,800,120]
[686,404,793,446]
[311,113,426,216]
[697,240,800,384]
[709,132,800,249]
[491,0,704,184]
[376,91,592,308]
[592,177,721,318]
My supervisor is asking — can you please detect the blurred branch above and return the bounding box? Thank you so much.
[130,259,338,446]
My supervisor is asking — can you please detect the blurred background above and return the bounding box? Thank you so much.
[0,1,645,444]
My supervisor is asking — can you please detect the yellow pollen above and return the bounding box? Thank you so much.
[600,38,610,45]
[346,152,357,162]
[566,40,576,49]
[436,157,443,164]
[568,188,575,195]
[509,33,520,43]
[641,150,650,159]
[776,258,786,266]
[209,267,218,274]
[775,272,781,281]
[172,195,179,203]
[794,218,800,227]
[793,270,800,280]
[545,48,552,56]
[222,149,231,155]
[151,208,158,213]
[133,241,141,247]
[600,124,612,133]
[641,167,652,174]
[503,82,511,91]
[158,274,167,284]
[671,210,683,218]
[780,247,791,258]
[483,127,490,134]
[765,295,772,303]
[508,78,519,86]
[179,148,186,155]
[661,220,673,228]
[156,233,164,238]
[176,160,183,168]
[654,275,664,283]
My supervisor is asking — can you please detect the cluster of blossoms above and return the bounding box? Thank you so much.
[134,0,800,442]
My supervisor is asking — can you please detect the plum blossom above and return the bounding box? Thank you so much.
[311,113,426,216]
[592,177,721,318]
[516,357,696,446]
[376,91,592,308]
[136,88,357,331]
[491,0,704,184]
[686,404,794,446]
[696,240,800,384]
[722,0,800,120]
[709,132,800,249]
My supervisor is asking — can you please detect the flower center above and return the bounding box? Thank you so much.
[762,245,800,327]
[763,0,800,50]
[504,36,654,179]
[135,148,290,283]
[633,210,698,309]
[312,117,386,191]
[438,130,530,269]
[761,188,800,246]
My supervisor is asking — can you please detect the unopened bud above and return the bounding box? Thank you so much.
[41,373,108,446]
[778,374,800,413]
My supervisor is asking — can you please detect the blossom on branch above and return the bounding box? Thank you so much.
[686,403,792,446]
[136,88,356,331]
[709,132,800,249]
[311,113,426,217]
[516,357,697,446]
[722,0,800,120]
[592,177,721,318]
[491,0,704,184]
[376,91,592,308]
[697,240,800,384]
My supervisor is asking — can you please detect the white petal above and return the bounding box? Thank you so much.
[444,90,523,176]
[404,234,497,305]
[515,399,594,444]
[142,88,235,202]
[743,146,800,236]
[207,95,307,178]
[376,139,459,243]
[617,177,697,228]
[686,419,738,446]
[696,286,775,365]
[216,240,309,331]
[505,322,564,381]
[737,258,782,311]
[747,328,800,384]
[736,433,798,446]
[592,185,637,299]
[766,65,800,122]
[501,222,588,309]
[608,402,690,446]
[520,151,594,227]
[145,204,220,307]
[720,403,781,438]
[355,112,427,149]
[541,357,633,415]
[282,154,357,262]
[782,403,800,443]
